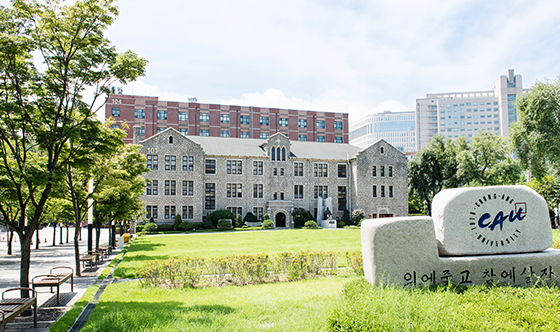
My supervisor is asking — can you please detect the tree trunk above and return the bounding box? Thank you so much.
[74,224,82,277]
[35,229,39,250]
[19,231,32,297]
[52,223,56,246]
[60,224,63,244]
[7,230,13,255]
[112,223,116,248]
[66,224,69,243]
[108,220,112,248]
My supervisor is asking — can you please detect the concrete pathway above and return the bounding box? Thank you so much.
[0,226,119,331]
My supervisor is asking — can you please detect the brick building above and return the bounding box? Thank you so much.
[136,127,407,228]
[106,94,349,144]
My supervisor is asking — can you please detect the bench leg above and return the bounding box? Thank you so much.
[57,285,60,306]
[34,301,37,327]
[71,275,74,292]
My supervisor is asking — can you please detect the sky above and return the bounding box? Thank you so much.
[8,0,560,123]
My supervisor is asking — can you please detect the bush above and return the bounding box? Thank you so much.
[135,224,145,232]
[157,224,174,232]
[149,217,154,224]
[243,212,258,223]
[207,209,235,228]
[304,220,317,229]
[174,214,182,230]
[292,208,314,228]
[242,225,250,229]
[144,222,158,232]
[217,219,233,229]
[177,222,192,231]
[235,214,243,227]
[343,209,351,225]
[262,219,274,229]
[352,209,365,225]
[337,221,345,228]
[263,213,270,221]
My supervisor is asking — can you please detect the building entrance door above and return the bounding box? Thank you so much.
[275,212,286,227]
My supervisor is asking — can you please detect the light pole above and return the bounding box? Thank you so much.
[87,178,93,253]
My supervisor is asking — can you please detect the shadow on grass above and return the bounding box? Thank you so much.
[126,242,166,253]
[85,301,235,331]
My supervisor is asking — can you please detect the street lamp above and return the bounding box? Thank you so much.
[87,178,93,253]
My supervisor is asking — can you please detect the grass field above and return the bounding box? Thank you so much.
[113,228,361,278]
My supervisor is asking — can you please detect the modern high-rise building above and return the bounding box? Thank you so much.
[105,94,349,144]
[416,69,525,150]
[349,110,417,156]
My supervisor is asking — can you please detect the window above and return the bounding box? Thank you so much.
[381,185,385,197]
[335,121,343,130]
[281,148,286,161]
[111,124,119,129]
[314,186,328,199]
[164,206,176,219]
[294,162,303,176]
[147,155,158,170]
[273,168,277,176]
[140,126,145,136]
[178,112,188,121]
[317,120,325,129]
[183,181,193,196]
[260,117,269,125]
[200,113,209,122]
[205,183,215,210]
[279,118,288,127]
[227,160,242,175]
[205,160,216,174]
[253,161,263,175]
[389,186,393,198]
[335,137,343,143]
[260,133,269,139]
[182,206,194,220]
[111,107,120,117]
[317,136,325,142]
[227,207,243,218]
[200,129,209,136]
[146,205,158,219]
[253,207,264,220]
[253,184,263,198]
[226,183,242,198]
[373,185,377,197]
[298,119,307,128]
[294,185,303,199]
[157,110,167,120]
[380,166,385,177]
[298,135,307,141]
[135,109,145,118]
[164,180,176,195]
[221,130,230,137]
[388,166,393,177]
[240,115,250,124]
[241,131,249,138]
[183,156,194,171]
[273,192,278,200]
[372,166,376,176]
[178,128,188,135]
[221,114,230,123]
[165,155,176,170]
[314,163,328,177]
[338,164,347,178]
[280,192,284,200]
[338,186,347,210]
[280,168,284,176]
[146,181,153,195]
[380,147,384,154]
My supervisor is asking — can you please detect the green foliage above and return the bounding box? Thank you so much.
[48,284,100,332]
[135,225,144,232]
[345,251,363,275]
[511,77,560,179]
[149,217,154,224]
[408,190,425,214]
[337,221,345,228]
[351,209,365,225]
[262,219,274,229]
[243,211,258,223]
[144,222,157,232]
[235,214,243,228]
[342,209,351,225]
[292,208,314,228]
[328,279,560,331]
[207,209,234,228]
[263,213,270,220]
[173,214,182,230]
[157,224,174,232]
[304,220,318,229]
[217,219,233,229]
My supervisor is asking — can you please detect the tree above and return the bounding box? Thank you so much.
[174,214,182,230]
[351,209,365,225]
[0,0,147,291]
[207,209,234,228]
[291,208,314,228]
[510,77,560,179]
[457,131,522,186]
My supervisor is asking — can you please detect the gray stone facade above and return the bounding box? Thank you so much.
[137,127,407,227]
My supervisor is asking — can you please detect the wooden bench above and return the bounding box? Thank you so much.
[32,266,74,306]
[98,245,110,258]
[79,252,99,271]
[0,288,37,331]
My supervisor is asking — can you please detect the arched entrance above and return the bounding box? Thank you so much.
[275,212,286,227]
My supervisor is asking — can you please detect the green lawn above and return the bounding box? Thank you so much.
[113,228,361,278]
[553,229,560,248]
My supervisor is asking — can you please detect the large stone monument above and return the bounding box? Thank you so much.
[362,185,560,287]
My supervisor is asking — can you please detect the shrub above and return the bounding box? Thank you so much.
[207,209,235,228]
[149,217,154,224]
[337,221,345,228]
[135,224,145,232]
[217,219,233,229]
[292,208,314,228]
[262,219,274,229]
[235,214,243,228]
[343,209,351,225]
[177,222,191,231]
[243,212,258,223]
[157,224,174,232]
[174,214,182,230]
[263,213,270,221]
[242,225,249,229]
[144,222,158,232]
[304,220,318,229]
[345,251,363,275]
[352,209,365,225]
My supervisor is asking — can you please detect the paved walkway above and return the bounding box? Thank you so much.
[0,226,119,331]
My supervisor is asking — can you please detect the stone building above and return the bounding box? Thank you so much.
[136,126,407,227]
